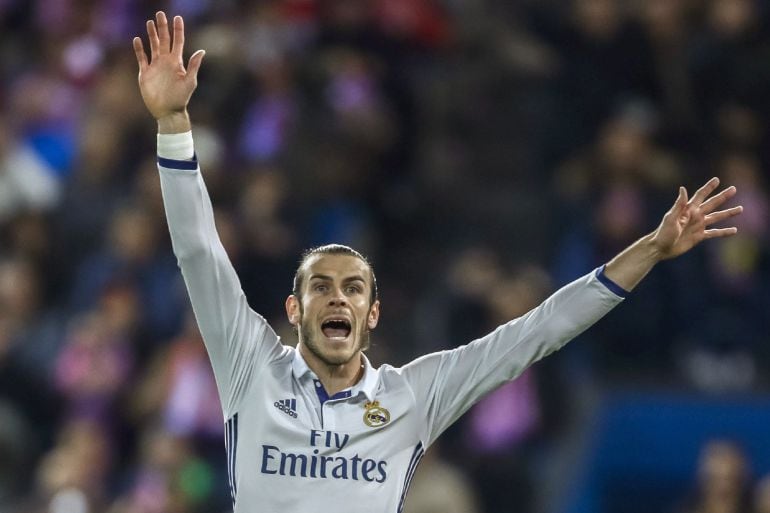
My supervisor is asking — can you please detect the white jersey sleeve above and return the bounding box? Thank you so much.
[400,269,625,447]
[156,131,286,418]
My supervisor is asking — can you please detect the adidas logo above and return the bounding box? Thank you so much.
[273,398,298,418]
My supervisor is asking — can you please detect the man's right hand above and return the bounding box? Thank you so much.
[133,11,204,133]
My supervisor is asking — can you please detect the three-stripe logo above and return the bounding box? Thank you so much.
[274,398,298,418]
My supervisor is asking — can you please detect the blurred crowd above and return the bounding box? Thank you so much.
[678,440,770,513]
[1,0,769,512]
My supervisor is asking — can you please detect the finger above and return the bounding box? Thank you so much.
[156,11,170,53]
[187,49,206,80]
[690,177,720,206]
[132,37,148,71]
[704,205,743,225]
[172,15,185,58]
[700,185,736,214]
[666,186,687,217]
[669,186,691,225]
[147,19,160,58]
[703,227,738,239]
[675,186,688,212]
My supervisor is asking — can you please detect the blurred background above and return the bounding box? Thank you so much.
[1,0,770,512]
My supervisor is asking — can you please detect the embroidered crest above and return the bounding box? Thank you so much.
[363,400,390,427]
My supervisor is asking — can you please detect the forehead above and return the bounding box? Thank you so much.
[302,254,371,282]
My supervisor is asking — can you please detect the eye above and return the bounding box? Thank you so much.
[313,284,329,293]
[345,285,363,294]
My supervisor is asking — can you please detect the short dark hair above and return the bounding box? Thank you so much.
[292,244,378,305]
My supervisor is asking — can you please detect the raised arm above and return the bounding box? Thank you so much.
[604,177,742,291]
[402,179,743,447]
[133,12,284,416]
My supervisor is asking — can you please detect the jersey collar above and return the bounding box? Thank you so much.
[291,349,378,402]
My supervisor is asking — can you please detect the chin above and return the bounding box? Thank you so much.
[303,337,356,367]
[318,349,358,367]
[321,340,359,362]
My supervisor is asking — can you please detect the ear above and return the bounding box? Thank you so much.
[367,300,380,330]
[286,295,301,326]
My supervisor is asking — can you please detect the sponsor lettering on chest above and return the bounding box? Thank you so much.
[260,429,388,482]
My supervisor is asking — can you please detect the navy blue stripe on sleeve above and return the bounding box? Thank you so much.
[595,265,629,298]
[157,155,198,170]
[397,442,425,513]
[225,413,238,508]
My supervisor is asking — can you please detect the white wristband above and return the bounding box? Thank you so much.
[157,131,195,160]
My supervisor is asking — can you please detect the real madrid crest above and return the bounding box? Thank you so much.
[363,400,390,427]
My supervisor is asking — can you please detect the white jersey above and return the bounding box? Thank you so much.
[156,132,626,513]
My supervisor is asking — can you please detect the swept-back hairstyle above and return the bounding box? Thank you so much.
[292,244,378,305]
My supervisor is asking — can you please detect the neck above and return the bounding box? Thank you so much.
[298,344,365,397]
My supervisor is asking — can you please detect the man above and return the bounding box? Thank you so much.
[133,12,743,513]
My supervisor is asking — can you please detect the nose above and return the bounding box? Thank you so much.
[328,288,347,306]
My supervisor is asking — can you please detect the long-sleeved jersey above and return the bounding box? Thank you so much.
[157,131,626,513]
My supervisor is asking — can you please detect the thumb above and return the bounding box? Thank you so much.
[187,49,205,80]
[672,186,688,216]
[676,186,687,208]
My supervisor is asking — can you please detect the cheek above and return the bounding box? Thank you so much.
[293,301,310,325]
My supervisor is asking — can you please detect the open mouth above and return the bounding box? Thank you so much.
[321,318,352,340]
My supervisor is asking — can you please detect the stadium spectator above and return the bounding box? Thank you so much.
[676,440,752,513]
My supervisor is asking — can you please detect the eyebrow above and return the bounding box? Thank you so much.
[308,274,367,284]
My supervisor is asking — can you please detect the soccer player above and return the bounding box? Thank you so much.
[133,11,743,513]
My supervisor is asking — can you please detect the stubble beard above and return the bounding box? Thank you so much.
[299,315,370,367]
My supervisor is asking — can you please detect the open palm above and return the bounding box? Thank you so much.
[652,177,743,259]
[133,12,204,120]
